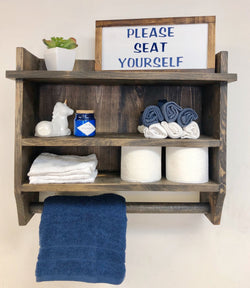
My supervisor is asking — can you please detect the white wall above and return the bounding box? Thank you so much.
[1,0,250,287]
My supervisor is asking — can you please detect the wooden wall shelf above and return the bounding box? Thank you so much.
[6,47,237,225]
[21,174,220,193]
[6,69,237,85]
[21,134,221,147]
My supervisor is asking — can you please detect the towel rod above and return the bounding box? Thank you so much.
[30,202,210,214]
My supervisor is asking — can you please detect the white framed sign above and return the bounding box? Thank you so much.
[95,16,215,71]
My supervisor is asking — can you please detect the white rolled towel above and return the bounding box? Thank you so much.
[144,123,168,139]
[121,146,162,182]
[137,125,146,134]
[181,121,200,139]
[161,121,183,138]
[165,147,208,183]
[28,153,98,176]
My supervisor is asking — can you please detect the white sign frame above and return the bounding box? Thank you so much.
[95,16,215,71]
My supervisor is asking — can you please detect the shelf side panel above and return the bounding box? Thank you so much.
[16,47,41,71]
[15,81,39,225]
[201,51,228,224]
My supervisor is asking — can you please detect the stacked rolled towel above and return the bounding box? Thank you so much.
[140,105,166,139]
[177,108,198,128]
[181,121,200,139]
[144,123,168,139]
[141,105,164,127]
[36,194,127,284]
[161,121,183,139]
[160,101,183,123]
[138,101,200,139]
[28,153,98,184]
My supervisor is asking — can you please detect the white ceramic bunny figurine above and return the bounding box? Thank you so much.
[35,100,74,137]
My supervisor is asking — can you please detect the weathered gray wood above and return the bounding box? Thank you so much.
[30,202,210,214]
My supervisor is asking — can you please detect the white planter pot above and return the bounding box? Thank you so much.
[44,47,76,71]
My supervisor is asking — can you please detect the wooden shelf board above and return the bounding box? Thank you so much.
[6,70,237,84]
[21,173,219,192]
[22,134,221,147]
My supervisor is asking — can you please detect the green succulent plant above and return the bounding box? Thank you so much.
[43,37,78,49]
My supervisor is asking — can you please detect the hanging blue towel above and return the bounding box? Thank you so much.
[177,107,198,127]
[36,194,127,284]
[141,105,164,127]
[160,101,183,123]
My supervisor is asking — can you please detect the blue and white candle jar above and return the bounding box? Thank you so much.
[74,110,96,137]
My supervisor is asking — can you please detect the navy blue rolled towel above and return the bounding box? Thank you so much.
[160,101,183,122]
[177,108,198,127]
[141,105,164,127]
[36,194,127,284]
[139,111,143,125]
[157,99,167,108]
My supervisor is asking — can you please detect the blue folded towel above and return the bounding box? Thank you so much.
[160,101,183,123]
[141,105,164,127]
[177,108,198,127]
[36,194,127,284]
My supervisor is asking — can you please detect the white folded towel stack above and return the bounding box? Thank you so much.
[28,153,98,184]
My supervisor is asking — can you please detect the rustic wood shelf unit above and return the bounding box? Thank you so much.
[6,48,237,225]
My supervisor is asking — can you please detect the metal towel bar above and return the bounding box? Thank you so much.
[30,202,210,214]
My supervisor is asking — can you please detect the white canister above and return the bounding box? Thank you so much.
[165,147,209,183]
[121,146,162,183]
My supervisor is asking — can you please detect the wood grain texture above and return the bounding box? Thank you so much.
[30,201,210,214]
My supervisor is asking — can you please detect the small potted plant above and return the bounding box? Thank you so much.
[43,37,78,71]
